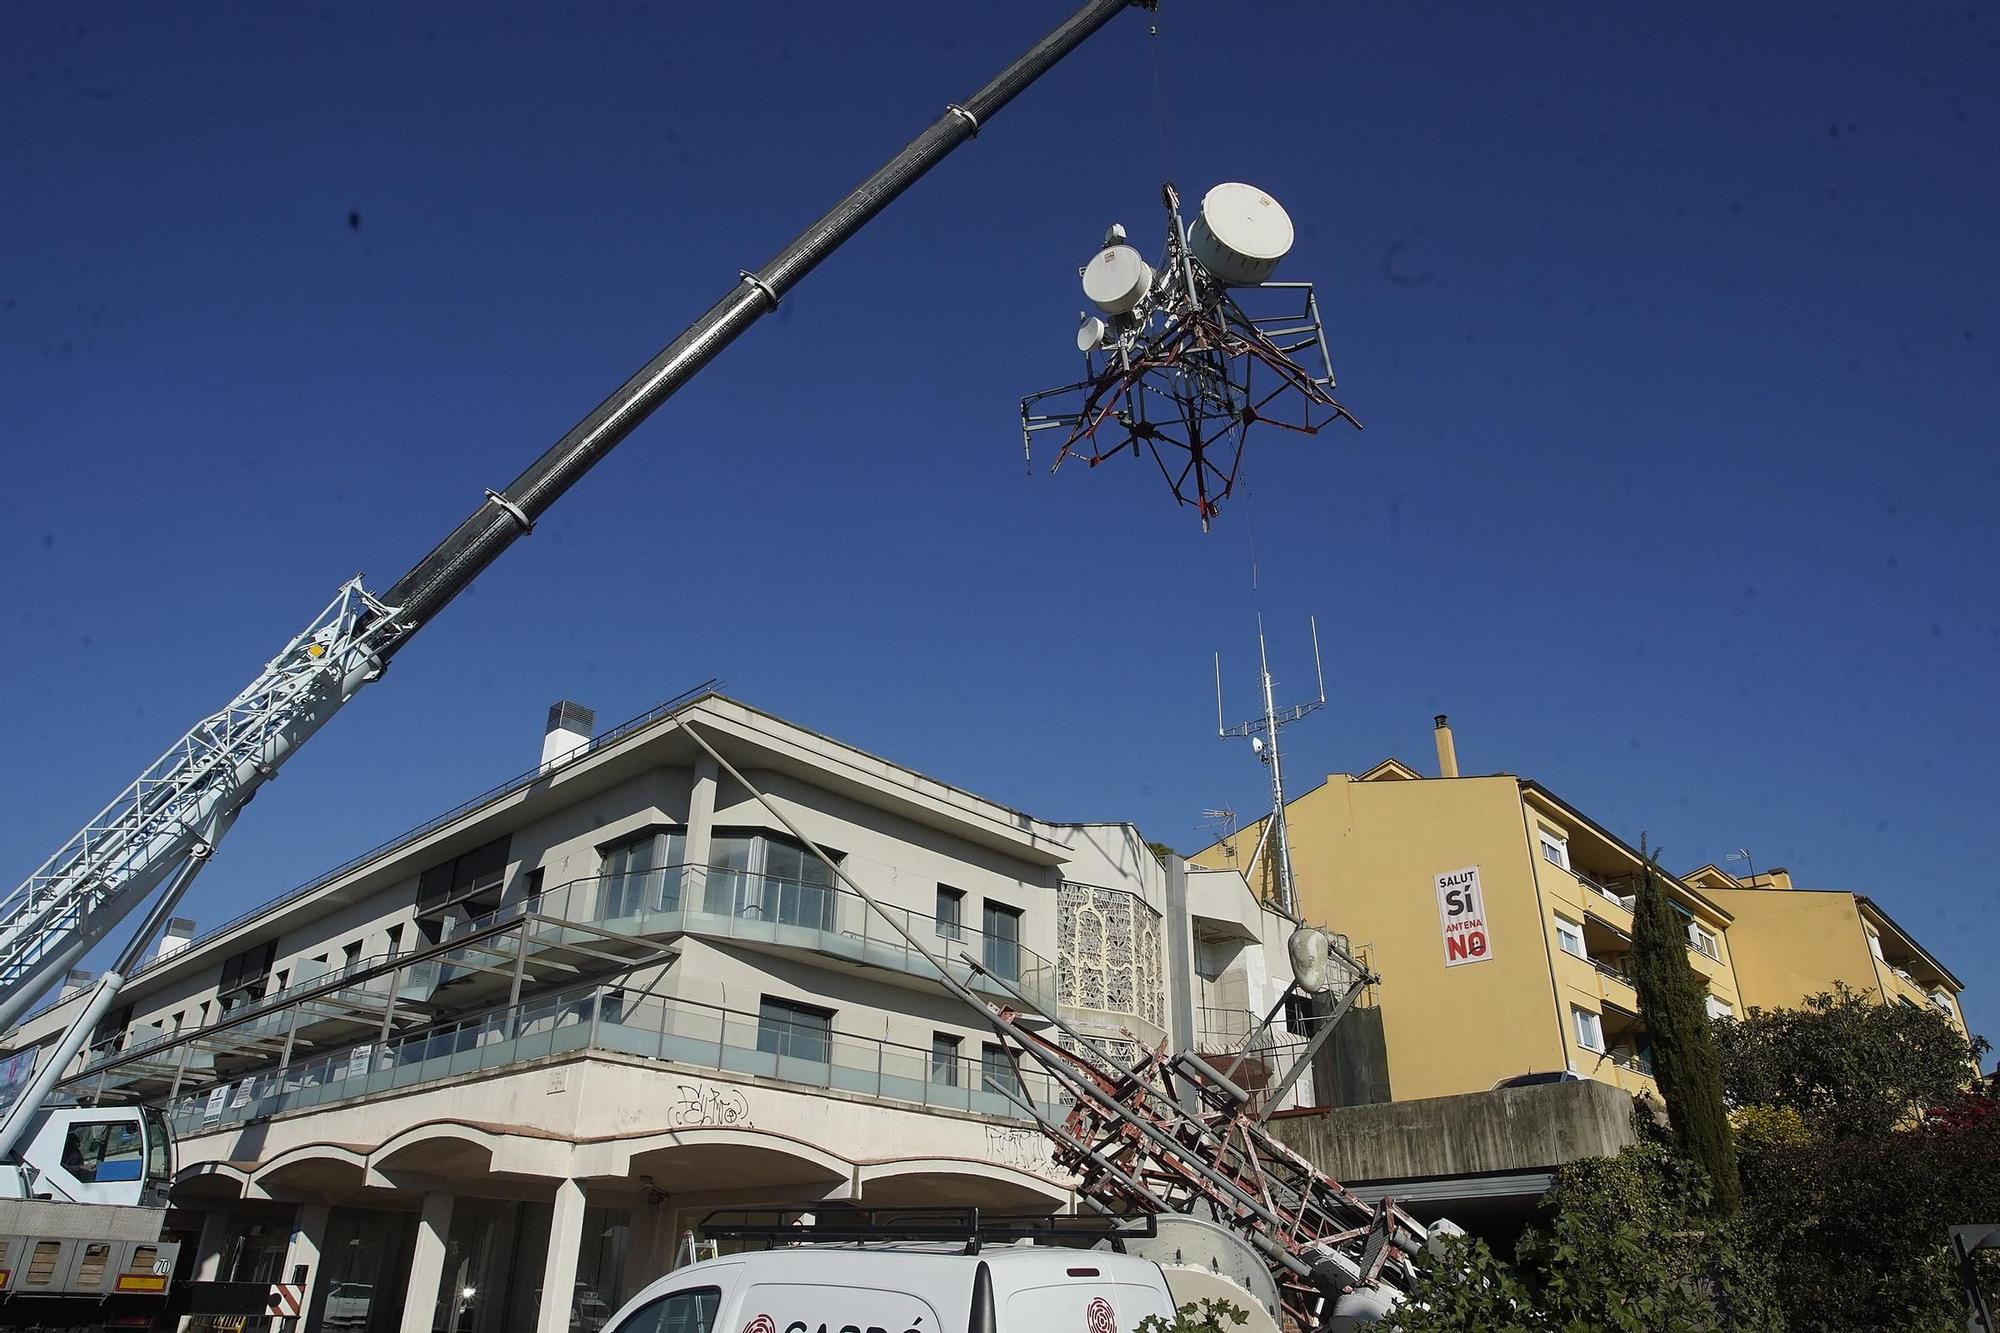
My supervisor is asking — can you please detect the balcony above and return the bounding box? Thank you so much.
[74,862,1056,1108]
[527,865,1059,1017]
[163,982,1068,1139]
[1591,957,1639,1008]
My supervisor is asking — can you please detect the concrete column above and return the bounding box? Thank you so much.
[399,1191,454,1333]
[191,1208,232,1281]
[178,1208,236,1332]
[535,1179,587,1333]
[683,755,718,911]
[625,1204,657,1303]
[282,1203,330,1327]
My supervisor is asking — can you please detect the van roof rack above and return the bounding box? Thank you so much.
[700,1206,1158,1255]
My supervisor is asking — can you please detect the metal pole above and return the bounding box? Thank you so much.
[376,0,1148,648]
[1254,977,1366,1121]
[0,829,221,1159]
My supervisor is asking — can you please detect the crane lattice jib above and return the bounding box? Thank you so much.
[0,581,398,1022]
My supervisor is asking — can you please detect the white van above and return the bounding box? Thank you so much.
[601,1211,1188,1333]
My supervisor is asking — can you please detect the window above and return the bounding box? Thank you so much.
[760,836,837,931]
[1554,915,1587,960]
[1538,829,1570,870]
[704,831,837,929]
[600,827,687,917]
[935,886,964,940]
[1572,1006,1604,1053]
[1866,931,1885,960]
[1930,991,1956,1016]
[981,1042,1023,1099]
[931,1033,961,1086]
[217,940,277,1010]
[982,901,1022,981]
[1704,995,1735,1021]
[59,1119,145,1184]
[609,1287,720,1333]
[416,835,510,916]
[756,997,832,1065]
[1686,921,1720,961]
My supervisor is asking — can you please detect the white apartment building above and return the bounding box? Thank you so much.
[5,690,1306,1333]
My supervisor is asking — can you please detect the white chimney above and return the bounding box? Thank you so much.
[542,700,596,770]
[59,969,94,1001]
[155,917,197,962]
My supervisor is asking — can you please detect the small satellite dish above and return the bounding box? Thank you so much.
[1076,316,1107,352]
[1082,243,1154,316]
[1188,182,1296,285]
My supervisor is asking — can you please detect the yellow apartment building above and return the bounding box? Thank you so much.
[1683,865,1970,1040]
[1190,719,1744,1105]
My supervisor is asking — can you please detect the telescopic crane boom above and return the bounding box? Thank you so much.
[0,0,1151,1158]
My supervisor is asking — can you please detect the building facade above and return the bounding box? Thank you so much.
[1190,720,1745,1106]
[1684,866,1969,1037]
[6,692,1301,1333]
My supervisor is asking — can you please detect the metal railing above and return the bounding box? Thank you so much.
[512,865,1059,1015]
[79,862,1058,1085]
[164,983,1067,1138]
[28,683,721,1028]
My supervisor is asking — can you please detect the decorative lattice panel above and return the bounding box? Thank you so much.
[1057,882,1164,1031]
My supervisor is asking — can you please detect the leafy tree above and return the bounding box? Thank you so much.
[1712,983,1987,1140]
[1393,1233,1541,1333]
[1136,1298,1249,1333]
[1714,992,1997,1333]
[1628,838,1740,1213]
[1394,1144,1780,1333]
[1146,841,1180,866]
[1739,1107,2000,1333]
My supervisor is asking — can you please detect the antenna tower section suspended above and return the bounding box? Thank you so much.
[1021,183,1360,529]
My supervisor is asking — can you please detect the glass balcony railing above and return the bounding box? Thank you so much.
[162,983,1069,1138]
[80,863,1055,1090]
[517,866,1059,1016]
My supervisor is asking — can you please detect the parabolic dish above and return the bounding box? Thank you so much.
[1188,182,1295,285]
[1082,244,1154,316]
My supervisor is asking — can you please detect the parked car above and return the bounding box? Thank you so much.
[1491,1070,1581,1090]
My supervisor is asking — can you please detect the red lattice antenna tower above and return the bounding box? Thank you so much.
[1021,182,1359,529]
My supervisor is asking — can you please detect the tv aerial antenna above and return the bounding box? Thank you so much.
[1216,615,1325,918]
[1200,805,1239,859]
[1021,182,1360,529]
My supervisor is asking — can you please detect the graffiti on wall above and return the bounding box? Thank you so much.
[670,1081,753,1128]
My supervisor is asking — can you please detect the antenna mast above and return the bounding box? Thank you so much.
[1219,615,1325,917]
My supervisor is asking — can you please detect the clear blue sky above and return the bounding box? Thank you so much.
[5,4,1996,1047]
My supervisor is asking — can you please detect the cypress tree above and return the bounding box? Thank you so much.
[1628,837,1742,1214]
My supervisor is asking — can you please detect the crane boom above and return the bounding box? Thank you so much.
[0,0,1146,1031]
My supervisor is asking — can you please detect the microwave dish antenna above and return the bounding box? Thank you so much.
[1021,182,1359,530]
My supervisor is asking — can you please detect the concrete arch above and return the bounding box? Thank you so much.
[856,1158,1070,1210]
[249,1143,369,1199]
[368,1120,576,1186]
[171,1160,250,1204]
[592,1126,853,1200]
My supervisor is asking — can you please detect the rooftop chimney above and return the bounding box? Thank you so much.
[542,700,596,770]
[155,917,197,961]
[59,969,94,1001]
[1433,714,1460,778]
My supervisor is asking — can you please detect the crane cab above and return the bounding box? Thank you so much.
[5,1105,173,1208]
